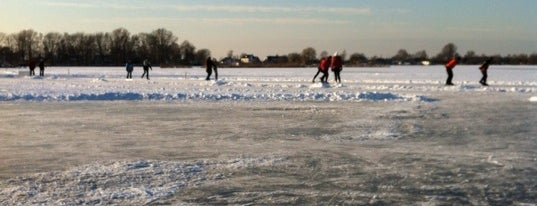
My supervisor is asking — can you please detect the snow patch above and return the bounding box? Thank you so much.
[0,160,206,205]
[0,156,288,205]
[530,96,537,102]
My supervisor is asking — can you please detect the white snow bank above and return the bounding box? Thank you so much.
[0,91,435,102]
[530,96,537,102]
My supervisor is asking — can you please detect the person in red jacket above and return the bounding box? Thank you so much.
[313,56,331,83]
[331,55,343,83]
[445,56,461,85]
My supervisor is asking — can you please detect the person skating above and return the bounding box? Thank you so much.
[141,59,152,80]
[38,57,46,77]
[479,58,492,86]
[331,54,343,84]
[444,56,460,86]
[28,59,36,76]
[125,61,134,79]
[205,57,216,81]
[313,56,331,83]
[212,58,218,80]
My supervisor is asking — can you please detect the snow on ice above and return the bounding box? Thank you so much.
[1,65,535,102]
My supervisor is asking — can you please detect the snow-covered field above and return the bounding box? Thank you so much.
[1,66,536,205]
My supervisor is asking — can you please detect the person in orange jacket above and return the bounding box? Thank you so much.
[313,56,331,83]
[331,55,343,83]
[445,56,461,85]
[479,58,492,86]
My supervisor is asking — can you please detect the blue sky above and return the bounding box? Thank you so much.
[1,0,536,58]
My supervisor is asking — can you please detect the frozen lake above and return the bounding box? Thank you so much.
[0,66,536,205]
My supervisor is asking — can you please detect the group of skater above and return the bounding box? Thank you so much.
[125,59,153,80]
[126,57,218,81]
[28,54,493,87]
[312,53,493,86]
[27,56,46,77]
[312,53,343,84]
[444,56,492,86]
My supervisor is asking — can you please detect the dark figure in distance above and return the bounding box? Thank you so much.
[313,56,331,83]
[205,57,218,81]
[126,61,134,79]
[38,58,46,77]
[479,58,492,86]
[445,56,460,86]
[28,59,36,76]
[331,54,343,84]
[141,59,152,80]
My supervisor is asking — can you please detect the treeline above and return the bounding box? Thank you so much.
[296,43,537,67]
[1,28,536,67]
[0,28,210,67]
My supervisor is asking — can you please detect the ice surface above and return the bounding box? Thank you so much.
[0,66,536,205]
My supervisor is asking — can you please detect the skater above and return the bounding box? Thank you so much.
[212,58,218,80]
[479,58,492,86]
[28,59,36,76]
[331,54,343,84]
[38,57,45,77]
[125,60,134,79]
[444,56,460,86]
[205,57,216,80]
[141,59,152,80]
[313,56,331,83]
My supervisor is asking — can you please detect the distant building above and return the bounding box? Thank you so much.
[240,54,261,64]
[219,57,240,66]
[264,55,289,64]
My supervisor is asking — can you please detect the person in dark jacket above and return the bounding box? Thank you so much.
[38,58,46,77]
[444,56,460,86]
[479,58,492,86]
[126,61,134,79]
[141,59,152,80]
[331,54,343,84]
[205,57,216,81]
[28,59,36,76]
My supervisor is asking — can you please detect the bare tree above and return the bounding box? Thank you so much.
[0,33,6,47]
[413,50,428,61]
[435,43,458,62]
[349,53,368,65]
[392,49,410,63]
[94,32,111,65]
[179,40,195,65]
[301,47,316,65]
[42,32,62,65]
[14,29,42,63]
[195,49,211,65]
[319,50,328,59]
[150,28,179,65]
[110,28,131,65]
[287,52,302,64]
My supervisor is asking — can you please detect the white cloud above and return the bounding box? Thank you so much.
[175,5,371,15]
[38,1,371,15]
[79,17,350,26]
[196,17,350,25]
